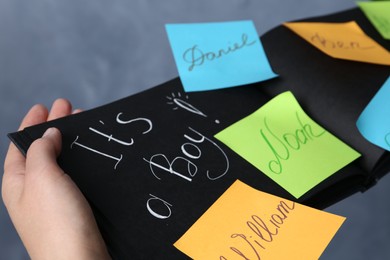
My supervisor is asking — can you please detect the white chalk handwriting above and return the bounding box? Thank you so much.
[70,112,153,169]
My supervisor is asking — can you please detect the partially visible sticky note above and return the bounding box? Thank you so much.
[358,1,390,40]
[215,91,360,198]
[175,180,346,260]
[284,21,390,65]
[357,76,390,151]
[165,21,277,92]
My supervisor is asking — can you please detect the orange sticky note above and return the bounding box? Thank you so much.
[174,180,345,260]
[284,21,390,65]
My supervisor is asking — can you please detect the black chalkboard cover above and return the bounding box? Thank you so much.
[8,8,390,259]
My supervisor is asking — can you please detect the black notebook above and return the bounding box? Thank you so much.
[8,8,390,259]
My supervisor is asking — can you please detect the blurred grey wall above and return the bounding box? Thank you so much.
[1,1,389,259]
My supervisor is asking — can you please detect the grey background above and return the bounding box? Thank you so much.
[1,0,389,259]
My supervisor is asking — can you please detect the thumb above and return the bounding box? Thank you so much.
[26,128,64,179]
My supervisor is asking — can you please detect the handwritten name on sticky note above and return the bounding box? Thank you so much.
[165,20,277,92]
[358,1,390,40]
[284,21,390,65]
[174,180,346,259]
[215,91,360,198]
[357,76,390,151]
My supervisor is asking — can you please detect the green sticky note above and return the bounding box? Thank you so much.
[358,1,390,40]
[215,91,361,198]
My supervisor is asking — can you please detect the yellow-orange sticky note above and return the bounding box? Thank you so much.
[174,180,345,260]
[284,21,390,65]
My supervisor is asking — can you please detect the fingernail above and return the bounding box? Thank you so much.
[72,109,82,114]
[42,127,56,138]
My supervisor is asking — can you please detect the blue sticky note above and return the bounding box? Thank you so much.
[165,20,277,92]
[357,76,390,151]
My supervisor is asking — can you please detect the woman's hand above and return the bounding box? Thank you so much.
[2,99,111,260]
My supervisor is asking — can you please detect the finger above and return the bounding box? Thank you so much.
[19,104,49,131]
[3,104,49,205]
[47,98,72,121]
[4,104,49,174]
[26,128,64,179]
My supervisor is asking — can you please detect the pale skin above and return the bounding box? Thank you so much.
[2,99,111,260]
